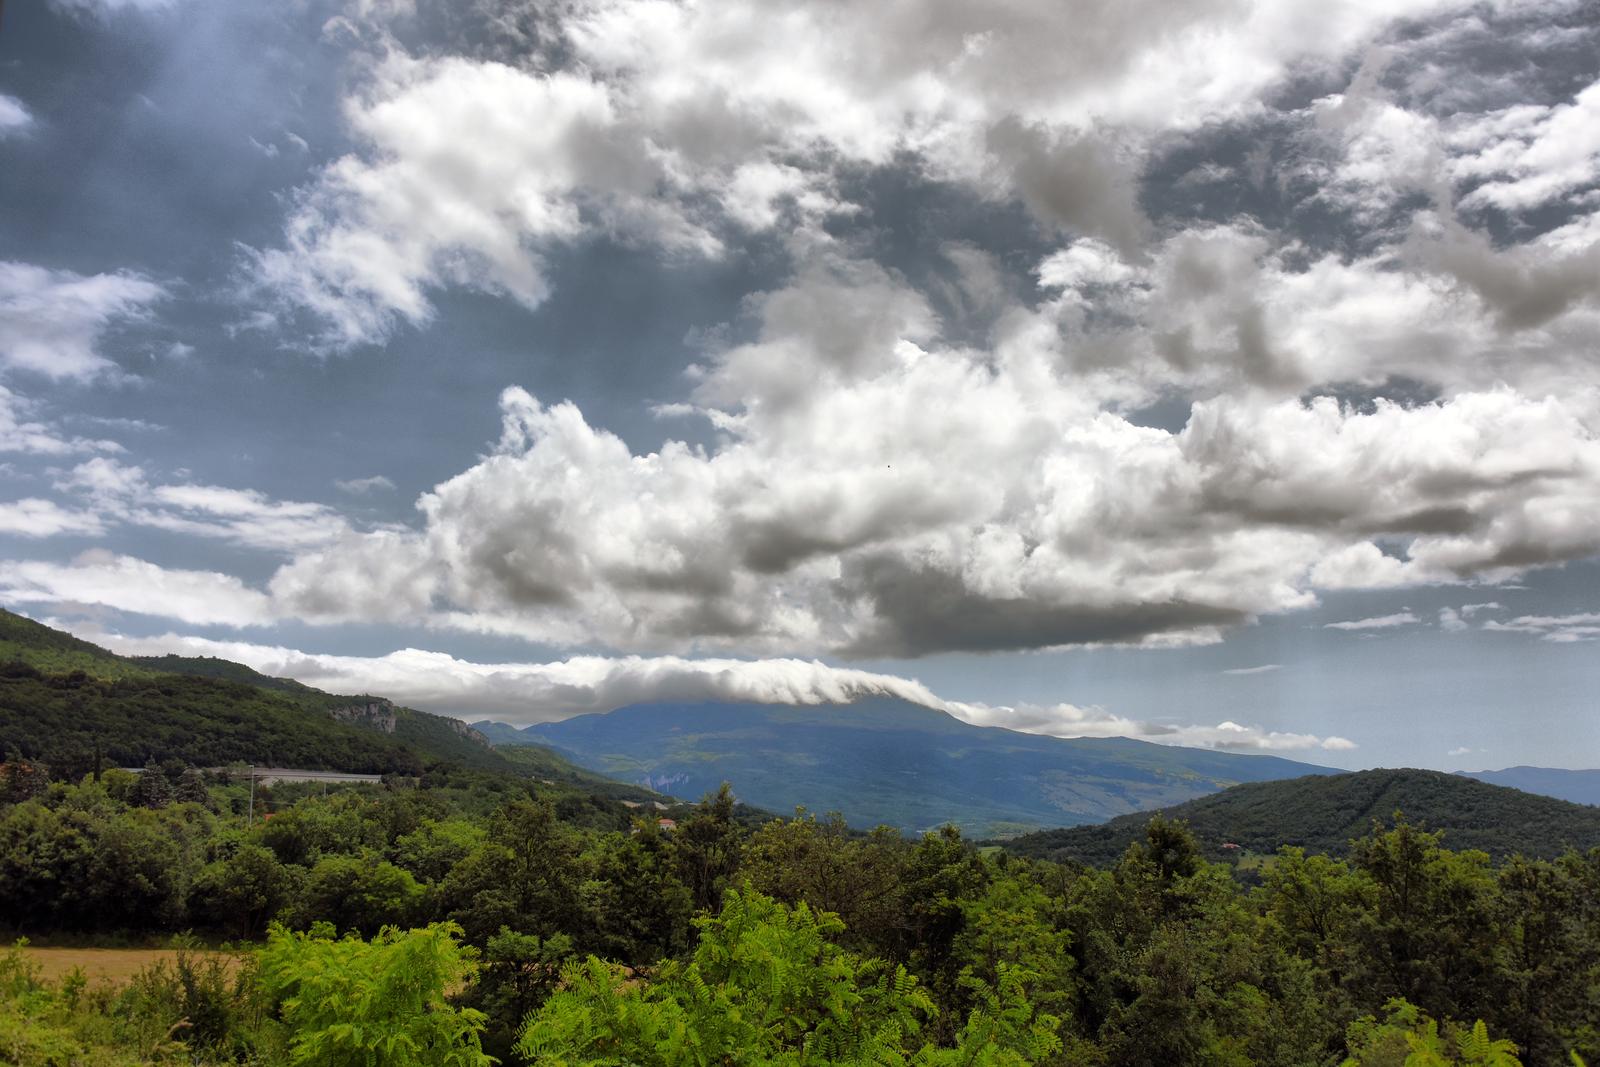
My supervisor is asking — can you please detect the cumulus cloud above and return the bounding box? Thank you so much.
[1438,599,1504,632]
[1325,611,1421,630]
[1453,80,1600,213]
[0,96,32,137]
[1037,219,1600,399]
[74,623,1352,751]
[0,551,275,627]
[263,249,1600,657]
[0,262,165,380]
[255,0,1485,344]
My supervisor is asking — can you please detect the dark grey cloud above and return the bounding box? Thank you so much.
[839,556,1251,658]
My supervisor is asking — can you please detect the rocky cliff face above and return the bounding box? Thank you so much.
[447,717,491,746]
[329,698,492,748]
[329,699,399,734]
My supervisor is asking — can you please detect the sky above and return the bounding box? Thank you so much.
[2,0,1599,770]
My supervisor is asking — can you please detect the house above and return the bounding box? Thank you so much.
[657,818,677,831]
[1220,842,1241,851]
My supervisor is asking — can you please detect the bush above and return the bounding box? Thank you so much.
[257,921,491,1067]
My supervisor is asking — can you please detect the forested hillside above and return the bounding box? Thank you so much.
[1004,768,1600,866]
[0,610,630,791]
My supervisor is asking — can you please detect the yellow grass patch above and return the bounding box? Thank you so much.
[22,947,245,985]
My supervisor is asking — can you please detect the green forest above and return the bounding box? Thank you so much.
[4,759,1599,1066]
[1005,768,1600,865]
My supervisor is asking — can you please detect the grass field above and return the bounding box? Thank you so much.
[21,947,245,984]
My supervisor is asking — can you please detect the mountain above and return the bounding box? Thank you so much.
[1003,768,1600,865]
[0,610,550,785]
[478,698,1336,837]
[1458,766,1600,807]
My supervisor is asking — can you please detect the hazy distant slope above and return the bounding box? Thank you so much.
[1003,768,1600,865]
[1459,766,1600,807]
[483,698,1334,836]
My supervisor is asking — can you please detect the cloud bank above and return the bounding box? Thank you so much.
[75,623,1354,753]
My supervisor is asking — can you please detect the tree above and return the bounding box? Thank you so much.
[460,927,574,1062]
[257,921,492,1067]
[438,799,585,944]
[174,767,211,806]
[517,887,1059,1066]
[583,822,694,964]
[0,758,48,804]
[133,759,173,809]
[742,811,909,955]
[672,783,744,914]
[1346,818,1500,1022]
[282,854,424,937]
[187,843,302,937]
[1341,999,1522,1066]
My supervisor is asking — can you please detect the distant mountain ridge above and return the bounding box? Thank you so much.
[0,609,637,802]
[1458,766,1600,807]
[1002,768,1600,865]
[477,698,1336,836]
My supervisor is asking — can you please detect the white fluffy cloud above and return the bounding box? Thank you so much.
[75,624,1352,751]
[0,96,31,137]
[265,270,1600,656]
[0,552,275,627]
[1453,81,1600,212]
[0,262,165,380]
[257,0,1487,344]
[1037,217,1600,399]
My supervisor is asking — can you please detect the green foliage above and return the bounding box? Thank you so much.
[0,938,267,1065]
[0,662,426,776]
[742,810,910,954]
[673,782,745,914]
[0,608,525,778]
[460,927,575,1062]
[518,887,1058,1066]
[188,843,303,938]
[257,921,492,1067]
[280,854,425,937]
[0,782,212,932]
[1342,1000,1522,1066]
[581,821,695,964]
[439,798,586,944]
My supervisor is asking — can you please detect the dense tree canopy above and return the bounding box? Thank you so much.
[3,766,1599,1066]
